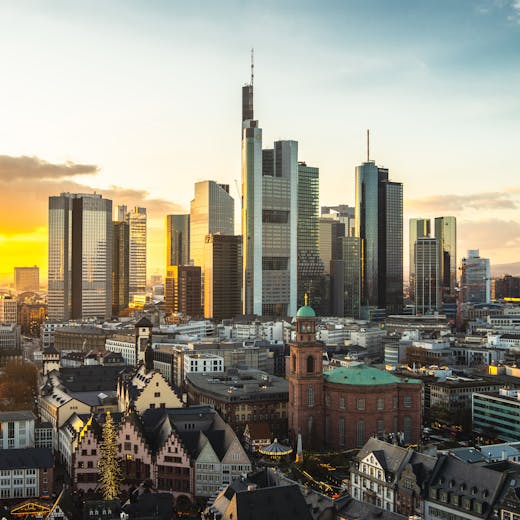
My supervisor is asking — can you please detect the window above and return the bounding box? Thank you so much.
[154,392,161,398]
[306,356,314,374]
[325,394,331,408]
[377,419,384,437]
[357,398,365,411]
[404,396,412,408]
[377,398,384,411]
[339,418,345,446]
[308,386,314,407]
[292,355,296,372]
[404,416,412,442]
[357,420,365,447]
[339,397,345,410]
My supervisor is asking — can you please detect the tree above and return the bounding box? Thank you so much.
[0,360,38,411]
[98,411,122,500]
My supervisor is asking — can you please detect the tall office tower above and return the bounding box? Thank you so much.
[355,156,403,315]
[117,205,127,222]
[321,205,355,237]
[121,206,147,299]
[166,214,190,267]
[164,265,201,317]
[409,218,431,300]
[203,234,242,321]
[297,162,323,307]
[190,181,234,270]
[14,266,40,292]
[342,237,362,319]
[48,193,112,321]
[261,140,298,317]
[112,220,129,316]
[434,216,457,301]
[0,296,18,323]
[461,250,491,304]
[318,219,345,275]
[414,237,441,315]
[241,67,298,317]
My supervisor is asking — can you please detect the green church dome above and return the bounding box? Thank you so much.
[296,305,316,318]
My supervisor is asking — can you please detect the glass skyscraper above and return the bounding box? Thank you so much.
[125,206,147,299]
[297,163,324,308]
[241,73,298,317]
[414,237,440,315]
[112,220,129,316]
[355,161,403,314]
[461,249,490,304]
[434,216,457,301]
[166,214,190,267]
[409,218,431,300]
[342,237,362,319]
[48,193,112,320]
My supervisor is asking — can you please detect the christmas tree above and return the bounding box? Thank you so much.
[98,411,122,500]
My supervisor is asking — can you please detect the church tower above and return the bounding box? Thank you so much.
[288,297,324,451]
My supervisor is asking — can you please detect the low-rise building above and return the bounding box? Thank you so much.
[186,368,288,440]
[183,353,224,377]
[473,388,520,441]
[0,410,36,449]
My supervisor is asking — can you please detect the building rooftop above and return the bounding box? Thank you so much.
[0,410,36,422]
[296,305,316,318]
[324,364,421,386]
[0,448,54,470]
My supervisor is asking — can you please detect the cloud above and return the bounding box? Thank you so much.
[458,219,520,259]
[406,190,519,211]
[0,155,99,181]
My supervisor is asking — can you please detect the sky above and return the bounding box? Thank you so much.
[0,0,519,286]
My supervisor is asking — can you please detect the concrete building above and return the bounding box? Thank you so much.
[473,388,520,441]
[164,265,202,317]
[0,410,36,449]
[14,266,40,293]
[0,295,17,323]
[414,237,441,315]
[409,218,431,300]
[48,193,112,321]
[183,352,224,376]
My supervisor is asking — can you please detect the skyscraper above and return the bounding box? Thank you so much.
[409,218,431,300]
[321,205,355,237]
[164,265,202,317]
[414,237,441,315]
[112,220,129,316]
[124,206,147,299]
[241,65,298,317]
[342,237,362,319]
[203,234,242,321]
[297,163,324,307]
[434,216,457,301]
[190,181,234,270]
[166,214,190,267]
[355,156,403,315]
[48,193,112,321]
[14,266,39,293]
[461,250,490,304]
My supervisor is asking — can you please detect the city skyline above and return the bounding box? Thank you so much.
[1,1,520,284]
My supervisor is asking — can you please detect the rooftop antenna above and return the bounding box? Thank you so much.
[250,48,254,87]
[367,129,370,162]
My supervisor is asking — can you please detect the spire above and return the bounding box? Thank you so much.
[367,129,370,162]
[304,292,309,306]
[251,47,254,87]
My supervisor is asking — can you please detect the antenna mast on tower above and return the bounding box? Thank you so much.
[367,129,370,162]
[250,48,254,86]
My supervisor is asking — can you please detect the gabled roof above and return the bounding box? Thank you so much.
[135,316,153,328]
[356,438,409,476]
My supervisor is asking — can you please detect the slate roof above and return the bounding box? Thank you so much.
[337,497,407,520]
[0,448,54,470]
[231,484,313,520]
[0,410,36,422]
[135,316,153,328]
[60,365,127,392]
[122,492,174,520]
[356,438,409,476]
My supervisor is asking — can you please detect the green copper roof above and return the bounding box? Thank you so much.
[296,305,316,318]
[323,365,421,386]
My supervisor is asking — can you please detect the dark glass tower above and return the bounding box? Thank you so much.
[112,220,129,316]
[166,214,190,267]
[355,161,403,315]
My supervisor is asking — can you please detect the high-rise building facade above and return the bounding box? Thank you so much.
[241,72,298,317]
[164,265,202,317]
[342,237,362,319]
[112,220,129,316]
[14,266,40,293]
[434,216,457,301]
[319,219,345,277]
[203,234,242,321]
[123,206,147,299]
[48,193,112,321]
[321,205,355,237]
[461,250,490,304]
[190,181,234,271]
[166,214,190,267]
[297,163,323,307]
[414,237,440,315]
[355,161,403,314]
[0,296,18,324]
[409,218,431,300]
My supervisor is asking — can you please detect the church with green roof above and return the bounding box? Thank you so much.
[288,302,422,451]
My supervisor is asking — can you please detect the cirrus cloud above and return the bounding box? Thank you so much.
[406,190,519,211]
